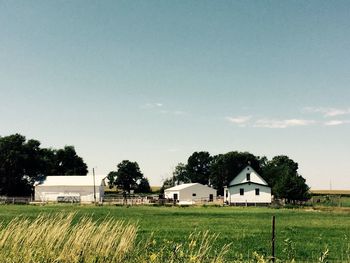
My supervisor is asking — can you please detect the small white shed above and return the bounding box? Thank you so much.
[164,183,216,204]
[224,166,271,205]
[35,175,106,203]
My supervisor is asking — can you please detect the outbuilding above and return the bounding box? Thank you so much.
[224,165,271,205]
[164,183,216,204]
[35,175,106,203]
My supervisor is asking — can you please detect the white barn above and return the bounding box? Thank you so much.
[35,175,106,203]
[224,166,271,205]
[164,183,216,204]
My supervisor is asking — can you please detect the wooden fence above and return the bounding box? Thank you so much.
[0,196,32,204]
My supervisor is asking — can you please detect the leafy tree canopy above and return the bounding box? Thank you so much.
[186,151,212,185]
[173,163,190,185]
[45,146,88,175]
[0,134,88,196]
[108,160,151,194]
[136,177,152,193]
[262,155,310,203]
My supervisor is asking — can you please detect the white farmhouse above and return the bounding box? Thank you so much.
[35,175,106,203]
[164,183,216,204]
[224,166,271,205]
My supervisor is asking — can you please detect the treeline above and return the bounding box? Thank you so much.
[162,151,310,203]
[1,134,310,203]
[0,134,88,196]
[0,134,153,197]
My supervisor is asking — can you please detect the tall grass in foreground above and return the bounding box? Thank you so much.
[0,213,229,263]
[0,213,137,263]
[131,231,231,263]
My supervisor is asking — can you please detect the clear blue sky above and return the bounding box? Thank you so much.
[1,0,349,189]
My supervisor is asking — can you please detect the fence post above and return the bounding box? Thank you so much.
[271,215,276,262]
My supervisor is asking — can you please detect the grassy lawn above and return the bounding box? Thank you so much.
[1,205,349,262]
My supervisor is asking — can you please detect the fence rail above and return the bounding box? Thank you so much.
[103,196,221,206]
[0,195,222,206]
[0,196,32,204]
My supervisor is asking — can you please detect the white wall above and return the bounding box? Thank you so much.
[164,191,180,200]
[225,183,271,204]
[164,184,216,203]
[35,186,104,203]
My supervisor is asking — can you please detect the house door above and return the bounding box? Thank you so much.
[209,194,213,202]
[173,193,178,201]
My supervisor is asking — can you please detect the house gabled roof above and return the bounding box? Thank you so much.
[228,181,270,188]
[229,165,268,186]
[164,183,199,191]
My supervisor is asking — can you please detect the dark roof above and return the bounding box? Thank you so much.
[228,181,270,188]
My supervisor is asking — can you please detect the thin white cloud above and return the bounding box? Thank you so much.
[304,107,350,117]
[142,102,164,109]
[324,120,350,126]
[225,115,317,128]
[226,116,252,126]
[254,119,316,129]
[142,102,187,116]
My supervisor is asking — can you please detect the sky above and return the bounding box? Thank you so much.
[1,0,350,189]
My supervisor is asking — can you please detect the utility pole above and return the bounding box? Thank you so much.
[271,215,276,262]
[93,168,96,204]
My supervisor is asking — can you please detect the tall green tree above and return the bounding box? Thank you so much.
[262,155,310,203]
[49,146,88,175]
[173,163,190,184]
[107,160,144,193]
[0,134,44,196]
[186,151,212,185]
[0,134,88,196]
[136,177,152,193]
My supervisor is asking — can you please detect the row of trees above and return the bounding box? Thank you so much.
[0,134,152,196]
[1,134,309,203]
[0,134,88,196]
[161,151,310,203]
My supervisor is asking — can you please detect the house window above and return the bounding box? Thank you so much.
[246,173,251,181]
[240,188,244,195]
[225,190,228,198]
[192,193,196,197]
[255,188,260,195]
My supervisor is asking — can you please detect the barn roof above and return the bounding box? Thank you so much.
[164,183,200,191]
[35,175,106,187]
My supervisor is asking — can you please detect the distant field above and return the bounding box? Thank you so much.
[310,189,350,195]
[151,186,161,192]
[310,190,350,207]
[1,205,350,262]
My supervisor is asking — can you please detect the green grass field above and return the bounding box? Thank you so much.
[1,205,349,262]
